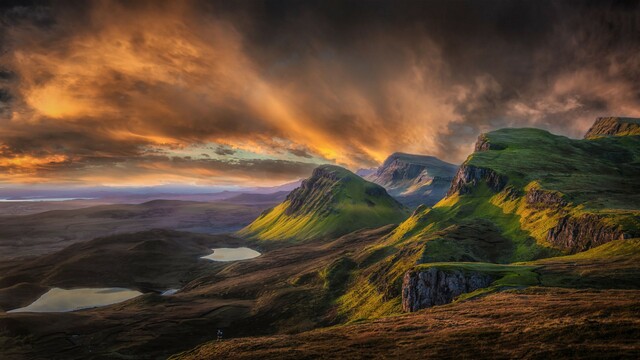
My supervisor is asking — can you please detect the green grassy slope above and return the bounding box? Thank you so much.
[468,128,640,208]
[392,128,640,252]
[238,165,408,241]
[335,126,640,321]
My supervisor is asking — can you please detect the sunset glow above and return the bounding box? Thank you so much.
[1,0,639,186]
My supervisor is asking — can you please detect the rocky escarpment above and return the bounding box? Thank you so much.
[584,117,640,139]
[446,135,510,197]
[547,214,631,253]
[446,165,507,196]
[402,267,494,312]
[366,153,457,207]
[525,188,568,209]
[474,134,507,152]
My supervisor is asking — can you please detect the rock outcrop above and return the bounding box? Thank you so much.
[584,117,640,139]
[525,188,568,209]
[402,267,494,312]
[446,165,507,196]
[474,134,507,152]
[547,214,629,253]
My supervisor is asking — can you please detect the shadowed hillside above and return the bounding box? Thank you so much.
[0,200,275,260]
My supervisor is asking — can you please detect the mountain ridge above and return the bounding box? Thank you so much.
[366,152,458,208]
[333,119,640,321]
[238,165,408,241]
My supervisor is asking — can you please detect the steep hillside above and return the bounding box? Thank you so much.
[335,122,640,321]
[584,116,640,139]
[366,153,458,208]
[238,165,408,241]
[395,127,640,254]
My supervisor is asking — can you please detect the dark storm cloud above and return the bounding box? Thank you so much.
[0,0,638,184]
[214,146,236,156]
[288,148,313,158]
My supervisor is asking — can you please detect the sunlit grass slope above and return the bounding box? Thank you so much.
[336,127,640,321]
[468,128,640,208]
[390,128,640,253]
[238,165,409,241]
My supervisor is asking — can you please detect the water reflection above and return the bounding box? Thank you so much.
[201,247,261,262]
[8,287,142,313]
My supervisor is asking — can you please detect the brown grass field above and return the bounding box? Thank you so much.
[174,287,640,360]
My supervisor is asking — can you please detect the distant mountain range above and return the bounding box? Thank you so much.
[365,152,458,208]
[0,180,302,202]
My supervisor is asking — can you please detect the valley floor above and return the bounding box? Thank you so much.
[173,287,640,360]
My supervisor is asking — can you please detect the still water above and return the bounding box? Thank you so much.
[8,287,142,313]
[200,247,261,261]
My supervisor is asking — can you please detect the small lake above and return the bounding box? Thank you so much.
[201,247,261,262]
[8,287,142,313]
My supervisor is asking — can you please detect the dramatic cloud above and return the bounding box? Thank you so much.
[0,0,638,185]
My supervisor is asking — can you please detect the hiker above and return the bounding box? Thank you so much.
[217,329,223,341]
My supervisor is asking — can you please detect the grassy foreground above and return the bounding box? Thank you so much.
[172,239,640,359]
[172,287,640,360]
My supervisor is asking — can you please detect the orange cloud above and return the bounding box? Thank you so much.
[0,0,638,186]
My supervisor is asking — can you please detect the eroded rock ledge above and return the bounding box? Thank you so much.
[525,188,568,208]
[547,214,627,253]
[584,117,640,139]
[474,134,507,152]
[447,165,507,196]
[402,267,494,312]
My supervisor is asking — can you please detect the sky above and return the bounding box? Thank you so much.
[0,0,639,187]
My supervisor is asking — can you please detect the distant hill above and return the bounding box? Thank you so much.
[365,152,458,208]
[0,200,273,260]
[223,191,290,204]
[238,165,408,241]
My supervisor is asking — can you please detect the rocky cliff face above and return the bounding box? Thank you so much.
[402,267,494,312]
[584,117,640,139]
[547,214,628,253]
[446,165,507,196]
[525,188,568,209]
[474,134,507,152]
[446,135,509,197]
[366,153,457,208]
